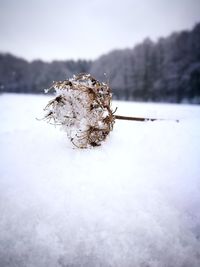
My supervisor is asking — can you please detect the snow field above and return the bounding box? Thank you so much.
[0,94,200,267]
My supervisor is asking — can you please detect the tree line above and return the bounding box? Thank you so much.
[0,23,200,103]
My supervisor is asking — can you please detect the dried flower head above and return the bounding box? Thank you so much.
[42,73,179,149]
[43,73,116,148]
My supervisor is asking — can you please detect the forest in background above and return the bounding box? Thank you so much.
[0,23,200,103]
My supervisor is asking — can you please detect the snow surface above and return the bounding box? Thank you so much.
[0,93,200,267]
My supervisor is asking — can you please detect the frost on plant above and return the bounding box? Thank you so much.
[43,73,116,148]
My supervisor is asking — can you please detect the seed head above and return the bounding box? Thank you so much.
[43,73,116,148]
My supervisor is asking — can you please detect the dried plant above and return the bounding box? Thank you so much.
[42,73,179,148]
[43,73,116,148]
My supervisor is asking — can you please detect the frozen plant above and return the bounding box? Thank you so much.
[43,73,116,148]
[43,73,179,148]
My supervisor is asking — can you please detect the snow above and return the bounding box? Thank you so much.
[0,93,200,267]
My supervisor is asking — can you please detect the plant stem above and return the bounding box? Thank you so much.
[115,115,179,122]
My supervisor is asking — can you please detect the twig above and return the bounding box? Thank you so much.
[115,115,179,123]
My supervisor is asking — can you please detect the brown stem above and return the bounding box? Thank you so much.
[115,115,179,123]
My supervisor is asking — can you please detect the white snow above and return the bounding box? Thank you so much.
[0,93,200,267]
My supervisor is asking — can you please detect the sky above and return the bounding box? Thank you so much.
[0,0,200,61]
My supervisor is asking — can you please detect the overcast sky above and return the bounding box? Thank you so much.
[0,0,200,61]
